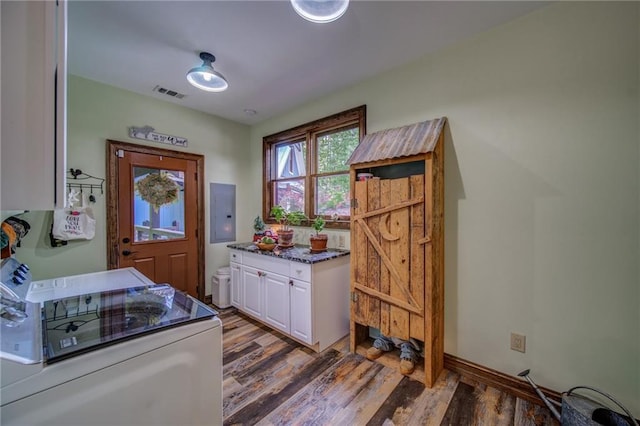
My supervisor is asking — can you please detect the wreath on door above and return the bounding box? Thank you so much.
[135,172,179,212]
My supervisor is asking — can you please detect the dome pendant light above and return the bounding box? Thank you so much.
[186,52,228,92]
[290,0,349,24]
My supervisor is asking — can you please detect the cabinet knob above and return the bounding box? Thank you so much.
[289,280,293,286]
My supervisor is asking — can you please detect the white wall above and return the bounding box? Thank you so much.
[15,75,252,295]
[250,2,640,413]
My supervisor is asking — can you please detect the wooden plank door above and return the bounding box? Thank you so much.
[351,175,426,341]
[108,141,203,298]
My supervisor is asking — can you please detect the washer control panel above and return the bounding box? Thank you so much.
[0,258,32,300]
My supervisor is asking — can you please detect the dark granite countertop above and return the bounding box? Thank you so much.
[227,242,350,264]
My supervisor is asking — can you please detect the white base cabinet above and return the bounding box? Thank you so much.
[229,249,349,352]
[229,262,241,308]
[241,266,264,320]
[289,279,312,344]
[263,271,293,335]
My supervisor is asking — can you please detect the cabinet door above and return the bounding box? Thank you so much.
[290,279,313,345]
[241,266,263,319]
[263,273,290,334]
[0,0,66,210]
[230,262,241,308]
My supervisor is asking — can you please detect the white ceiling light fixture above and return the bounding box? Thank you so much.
[290,0,349,24]
[186,52,228,92]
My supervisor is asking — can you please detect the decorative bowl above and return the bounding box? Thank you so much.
[256,242,276,251]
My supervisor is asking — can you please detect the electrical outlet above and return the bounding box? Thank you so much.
[338,235,345,248]
[510,333,526,353]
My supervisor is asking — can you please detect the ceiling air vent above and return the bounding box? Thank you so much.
[153,85,185,99]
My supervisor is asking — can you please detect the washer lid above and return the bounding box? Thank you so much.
[42,284,216,364]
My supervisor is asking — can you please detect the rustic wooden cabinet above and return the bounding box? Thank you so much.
[347,117,446,387]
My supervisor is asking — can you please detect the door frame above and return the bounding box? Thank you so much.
[106,140,206,301]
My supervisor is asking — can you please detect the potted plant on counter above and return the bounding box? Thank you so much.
[270,205,306,247]
[256,235,276,251]
[253,215,266,242]
[309,216,328,252]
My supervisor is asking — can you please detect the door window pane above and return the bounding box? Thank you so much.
[315,174,350,216]
[133,168,185,242]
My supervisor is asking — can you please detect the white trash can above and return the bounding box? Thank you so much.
[211,266,231,309]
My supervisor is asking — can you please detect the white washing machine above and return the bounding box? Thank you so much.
[1,263,222,426]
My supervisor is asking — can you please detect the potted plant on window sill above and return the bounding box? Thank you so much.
[309,216,328,252]
[270,205,306,247]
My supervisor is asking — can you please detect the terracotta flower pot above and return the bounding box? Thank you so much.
[310,234,328,252]
[278,229,294,247]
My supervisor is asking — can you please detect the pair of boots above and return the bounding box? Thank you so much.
[365,335,421,375]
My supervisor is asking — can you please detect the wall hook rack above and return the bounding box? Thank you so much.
[67,168,105,202]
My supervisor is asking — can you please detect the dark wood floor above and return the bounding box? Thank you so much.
[219,308,559,426]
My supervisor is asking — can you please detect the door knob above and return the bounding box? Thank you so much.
[122,237,130,243]
[122,249,136,256]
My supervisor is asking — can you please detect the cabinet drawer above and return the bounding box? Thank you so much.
[243,252,290,276]
[290,262,311,282]
[229,250,242,264]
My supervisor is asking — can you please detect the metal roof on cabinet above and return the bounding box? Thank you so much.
[347,117,446,165]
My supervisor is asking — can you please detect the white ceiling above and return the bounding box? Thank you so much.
[68,1,548,126]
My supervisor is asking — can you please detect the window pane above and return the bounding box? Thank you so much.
[275,179,305,212]
[276,141,306,178]
[317,127,359,173]
[133,167,185,242]
[316,174,350,216]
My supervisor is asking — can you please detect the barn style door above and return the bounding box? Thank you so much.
[351,175,426,341]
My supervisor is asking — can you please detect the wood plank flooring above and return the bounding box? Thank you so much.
[220,308,559,426]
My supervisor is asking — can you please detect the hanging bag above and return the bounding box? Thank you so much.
[52,192,96,241]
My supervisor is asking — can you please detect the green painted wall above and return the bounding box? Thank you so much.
[4,0,638,414]
[250,2,640,413]
[13,75,252,295]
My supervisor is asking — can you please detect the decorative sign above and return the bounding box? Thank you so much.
[129,125,188,147]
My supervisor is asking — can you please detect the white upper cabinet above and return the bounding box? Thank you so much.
[1,0,67,210]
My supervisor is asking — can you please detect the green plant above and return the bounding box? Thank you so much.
[253,215,266,233]
[270,205,306,231]
[311,216,326,235]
